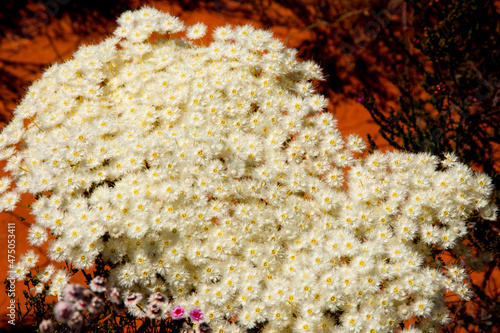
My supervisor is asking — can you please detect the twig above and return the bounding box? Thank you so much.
[6,211,26,221]
[46,31,63,62]
[285,9,367,47]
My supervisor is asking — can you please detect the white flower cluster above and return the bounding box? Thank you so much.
[0,6,497,333]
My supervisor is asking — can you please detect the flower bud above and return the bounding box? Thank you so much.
[197,322,212,333]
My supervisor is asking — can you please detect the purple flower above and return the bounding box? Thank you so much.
[89,276,107,293]
[189,308,204,322]
[53,301,74,323]
[39,319,53,333]
[63,284,85,303]
[357,97,363,102]
[171,305,185,319]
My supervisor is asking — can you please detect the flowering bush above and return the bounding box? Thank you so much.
[0,6,497,332]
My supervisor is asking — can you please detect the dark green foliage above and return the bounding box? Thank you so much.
[4,273,51,332]
[360,1,500,331]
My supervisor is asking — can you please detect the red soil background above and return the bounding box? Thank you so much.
[0,1,497,332]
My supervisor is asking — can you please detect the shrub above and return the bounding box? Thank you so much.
[1,6,496,332]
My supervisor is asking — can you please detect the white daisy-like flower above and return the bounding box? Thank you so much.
[0,177,11,194]
[28,225,48,246]
[0,190,20,211]
[20,250,39,269]
[11,262,29,281]
[213,25,233,41]
[37,264,56,283]
[186,23,207,40]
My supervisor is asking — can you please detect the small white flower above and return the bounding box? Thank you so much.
[442,152,459,168]
[11,263,29,281]
[213,25,233,41]
[0,177,11,194]
[0,191,20,211]
[28,225,48,246]
[20,250,39,269]
[186,23,207,40]
[38,265,56,283]
[346,134,366,153]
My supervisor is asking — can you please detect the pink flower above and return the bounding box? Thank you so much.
[73,299,89,311]
[125,292,143,307]
[146,302,163,319]
[106,287,122,304]
[53,301,74,323]
[171,305,185,319]
[189,308,204,322]
[88,296,104,313]
[82,289,95,303]
[63,284,84,302]
[67,311,83,331]
[89,276,107,293]
[148,292,167,304]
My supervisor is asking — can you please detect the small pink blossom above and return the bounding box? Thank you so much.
[125,292,143,307]
[189,308,204,322]
[63,284,85,303]
[53,301,74,323]
[148,292,167,304]
[67,311,83,331]
[88,296,104,313]
[89,276,107,293]
[106,287,122,304]
[74,298,89,311]
[146,302,163,319]
[171,305,185,319]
